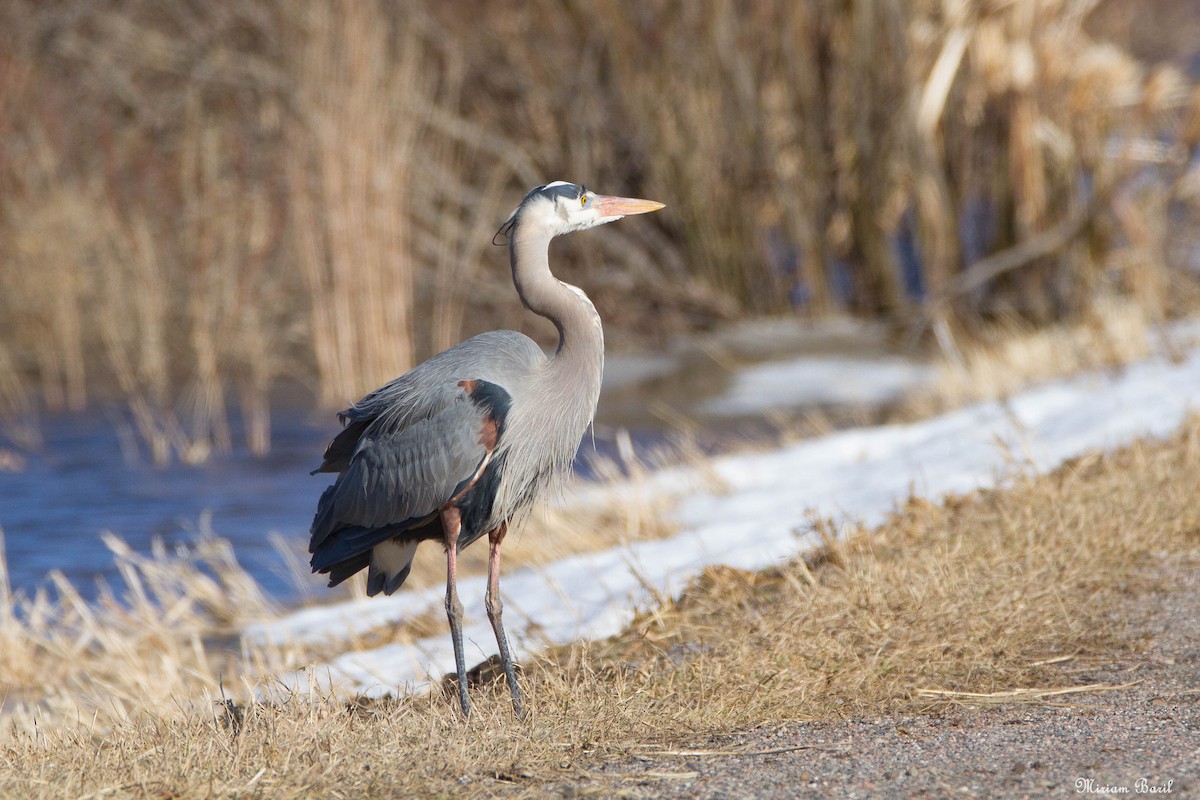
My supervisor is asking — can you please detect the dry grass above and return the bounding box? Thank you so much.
[912,294,1164,411]
[2,415,1197,798]
[0,522,279,732]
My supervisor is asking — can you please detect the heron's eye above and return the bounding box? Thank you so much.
[580,195,588,207]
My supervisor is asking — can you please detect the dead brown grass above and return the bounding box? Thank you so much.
[914,295,1165,412]
[3,415,1197,798]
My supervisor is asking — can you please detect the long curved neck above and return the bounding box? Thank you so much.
[509,222,604,365]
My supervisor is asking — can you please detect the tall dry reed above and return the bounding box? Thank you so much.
[0,0,1196,459]
[287,0,422,407]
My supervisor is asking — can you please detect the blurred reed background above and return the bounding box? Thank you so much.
[1,0,1198,463]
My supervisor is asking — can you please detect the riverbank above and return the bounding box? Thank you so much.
[3,409,1197,798]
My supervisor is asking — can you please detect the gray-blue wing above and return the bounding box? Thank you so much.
[309,385,497,567]
[313,330,543,475]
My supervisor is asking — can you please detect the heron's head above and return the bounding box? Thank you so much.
[494,181,664,244]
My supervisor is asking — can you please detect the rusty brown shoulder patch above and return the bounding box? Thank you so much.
[456,378,511,452]
[478,415,500,450]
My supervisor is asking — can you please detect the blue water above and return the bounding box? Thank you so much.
[0,410,663,605]
[0,411,332,603]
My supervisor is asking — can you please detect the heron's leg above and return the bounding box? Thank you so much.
[485,524,525,718]
[441,507,470,717]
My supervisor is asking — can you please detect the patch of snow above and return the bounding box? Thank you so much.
[251,336,1200,699]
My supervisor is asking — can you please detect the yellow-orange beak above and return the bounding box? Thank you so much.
[595,195,666,218]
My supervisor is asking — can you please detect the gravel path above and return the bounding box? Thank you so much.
[582,567,1200,799]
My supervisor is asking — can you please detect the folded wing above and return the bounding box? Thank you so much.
[309,380,509,591]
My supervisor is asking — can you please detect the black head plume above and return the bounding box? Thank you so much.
[492,182,585,246]
[493,216,516,246]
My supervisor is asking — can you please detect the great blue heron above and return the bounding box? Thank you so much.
[309,182,664,717]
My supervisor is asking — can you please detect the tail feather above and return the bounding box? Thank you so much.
[365,539,419,596]
[325,552,370,588]
[311,518,431,592]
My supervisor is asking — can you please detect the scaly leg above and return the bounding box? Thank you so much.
[486,524,525,718]
[441,507,470,717]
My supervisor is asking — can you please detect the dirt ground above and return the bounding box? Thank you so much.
[576,566,1200,799]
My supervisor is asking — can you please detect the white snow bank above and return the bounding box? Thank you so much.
[248,329,1200,698]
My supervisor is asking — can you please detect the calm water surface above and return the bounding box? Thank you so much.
[0,409,677,604]
[0,411,333,602]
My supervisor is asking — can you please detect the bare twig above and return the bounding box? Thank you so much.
[948,200,1094,300]
[916,682,1139,704]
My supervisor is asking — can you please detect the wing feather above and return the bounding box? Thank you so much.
[312,330,542,475]
[310,390,488,549]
